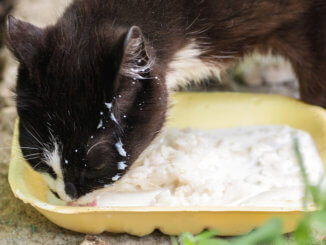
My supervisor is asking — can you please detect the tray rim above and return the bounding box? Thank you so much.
[8,92,324,215]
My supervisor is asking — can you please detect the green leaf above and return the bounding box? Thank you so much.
[171,236,179,245]
[272,236,286,245]
[231,218,284,245]
[311,211,326,232]
[179,232,197,245]
[177,230,229,245]
[293,137,311,209]
[30,224,36,234]
[195,230,219,240]
[293,216,314,245]
[197,238,231,245]
[309,186,322,206]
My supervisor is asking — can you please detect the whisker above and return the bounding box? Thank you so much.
[87,140,110,155]
[29,123,44,142]
[24,157,41,161]
[14,147,40,153]
[30,124,52,150]
[20,146,40,150]
[23,153,42,158]
[0,146,39,150]
[22,124,45,148]
[33,161,43,170]
[14,155,41,161]
[23,121,52,150]
[185,14,200,31]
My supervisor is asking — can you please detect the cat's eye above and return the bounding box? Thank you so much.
[84,167,108,179]
[92,163,106,171]
[84,159,106,171]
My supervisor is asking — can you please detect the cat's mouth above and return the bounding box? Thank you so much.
[49,183,96,204]
[40,173,75,202]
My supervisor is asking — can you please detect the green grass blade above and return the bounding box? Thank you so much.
[198,238,231,245]
[171,236,179,245]
[293,216,314,245]
[293,136,311,210]
[231,218,283,245]
[179,232,197,245]
[195,230,219,240]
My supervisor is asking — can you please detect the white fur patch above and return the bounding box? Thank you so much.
[40,172,72,202]
[44,143,62,178]
[166,42,223,90]
[42,142,73,202]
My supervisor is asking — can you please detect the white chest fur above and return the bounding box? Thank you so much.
[165,42,224,90]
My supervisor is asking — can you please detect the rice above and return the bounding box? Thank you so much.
[74,125,325,207]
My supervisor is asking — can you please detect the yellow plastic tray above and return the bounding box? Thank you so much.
[8,92,326,236]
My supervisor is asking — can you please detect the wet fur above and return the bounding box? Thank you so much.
[5,0,326,201]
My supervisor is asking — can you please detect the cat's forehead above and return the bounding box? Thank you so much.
[36,30,117,98]
[46,20,116,58]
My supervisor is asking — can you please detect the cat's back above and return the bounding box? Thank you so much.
[62,0,191,28]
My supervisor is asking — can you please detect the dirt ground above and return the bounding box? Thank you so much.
[0,0,299,244]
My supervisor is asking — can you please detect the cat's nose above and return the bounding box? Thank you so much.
[65,182,78,199]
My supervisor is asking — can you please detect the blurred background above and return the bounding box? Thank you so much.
[0,0,299,244]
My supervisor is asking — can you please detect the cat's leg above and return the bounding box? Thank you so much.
[270,29,326,107]
[295,59,326,107]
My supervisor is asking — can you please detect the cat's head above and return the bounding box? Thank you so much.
[6,15,167,202]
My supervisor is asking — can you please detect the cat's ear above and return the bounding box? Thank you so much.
[117,26,153,82]
[5,15,44,65]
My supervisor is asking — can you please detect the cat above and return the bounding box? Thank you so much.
[5,0,326,202]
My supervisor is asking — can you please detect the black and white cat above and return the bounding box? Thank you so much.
[5,0,326,202]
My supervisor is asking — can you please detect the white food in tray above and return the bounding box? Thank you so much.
[66,125,326,207]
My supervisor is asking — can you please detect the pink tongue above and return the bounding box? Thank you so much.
[67,200,97,207]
